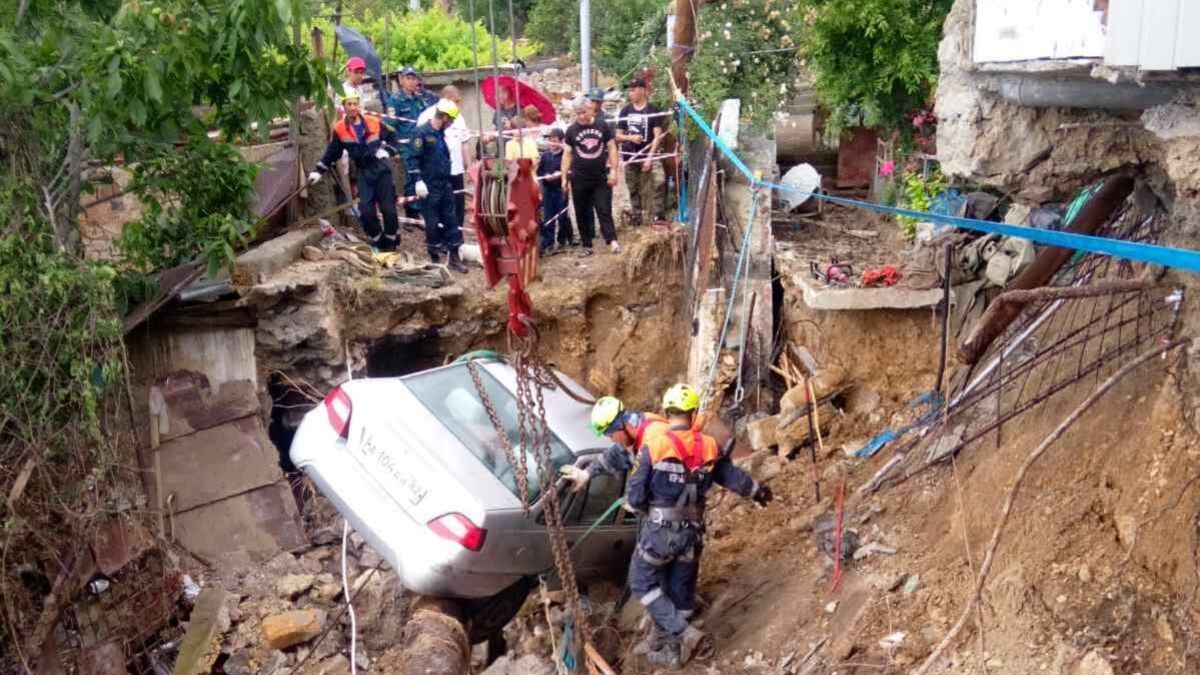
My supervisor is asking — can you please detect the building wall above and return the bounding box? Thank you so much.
[974,0,1200,70]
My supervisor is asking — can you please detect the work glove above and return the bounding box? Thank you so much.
[415,180,429,198]
[752,484,774,507]
[307,171,323,185]
[375,147,390,160]
[558,464,590,493]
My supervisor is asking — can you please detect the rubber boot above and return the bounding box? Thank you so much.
[448,249,468,274]
[679,624,713,664]
[645,638,682,669]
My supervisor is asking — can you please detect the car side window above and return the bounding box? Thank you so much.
[578,473,622,525]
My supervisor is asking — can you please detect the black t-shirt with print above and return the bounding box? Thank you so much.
[564,120,614,182]
[617,103,663,156]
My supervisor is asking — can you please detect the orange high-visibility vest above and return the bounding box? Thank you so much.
[646,428,719,473]
[333,114,382,145]
[635,413,669,449]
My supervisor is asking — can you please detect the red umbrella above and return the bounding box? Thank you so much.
[480,75,557,126]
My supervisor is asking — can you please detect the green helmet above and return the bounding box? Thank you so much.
[662,383,700,414]
[589,396,625,437]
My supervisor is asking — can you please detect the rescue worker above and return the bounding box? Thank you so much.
[627,384,773,668]
[388,67,427,222]
[560,397,667,487]
[308,91,402,251]
[407,99,469,273]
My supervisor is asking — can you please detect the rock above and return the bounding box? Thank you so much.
[262,609,327,650]
[878,631,906,650]
[350,572,407,652]
[481,654,556,675]
[1115,514,1138,550]
[276,574,317,599]
[853,542,899,560]
[1078,565,1092,583]
[1004,203,1032,225]
[759,455,783,482]
[746,415,779,451]
[845,387,882,415]
[1072,651,1114,675]
[871,572,907,593]
[311,654,350,675]
[173,587,233,675]
[355,545,385,570]
[733,449,771,476]
[824,601,838,614]
[902,574,921,596]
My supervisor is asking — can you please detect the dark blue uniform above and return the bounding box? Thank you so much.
[388,89,428,219]
[537,149,574,250]
[406,121,461,259]
[315,114,403,249]
[626,424,759,639]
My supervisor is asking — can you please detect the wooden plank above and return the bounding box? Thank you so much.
[158,372,260,442]
[1138,0,1180,70]
[156,416,282,513]
[1105,0,1145,65]
[1175,0,1200,67]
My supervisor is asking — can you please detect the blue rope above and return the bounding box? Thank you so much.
[674,97,1200,275]
[702,186,759,408]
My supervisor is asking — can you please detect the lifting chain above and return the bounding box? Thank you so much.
[513,354,591,648]
[466,359,532,515]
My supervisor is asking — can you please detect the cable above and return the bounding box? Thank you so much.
[341,520,358,675]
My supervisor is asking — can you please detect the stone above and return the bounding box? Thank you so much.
[275,574,316,599]
[262,609,327,650]
[1115,514,1138,551]
[480,654,556,675]
[312,654,350,675]
[1078,565,1092,583]
[1072,651,1114,675]
[902,574,921,596]
[173,587,233,675]
[759,455,783,482]
[746,415,779,450]
[824,601,838,614]
[844,384,883,415]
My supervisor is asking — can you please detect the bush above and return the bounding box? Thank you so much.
[324,9,539,73]
[688,0,807,128]
[802,0,953,136]
[526,0,664,77]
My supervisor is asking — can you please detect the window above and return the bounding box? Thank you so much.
[556,472,624,527]
[404,364,574,501]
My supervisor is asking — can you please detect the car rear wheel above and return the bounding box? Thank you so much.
[464,576,535,645]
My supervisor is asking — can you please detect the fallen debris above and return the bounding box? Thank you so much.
[261,609,327,650]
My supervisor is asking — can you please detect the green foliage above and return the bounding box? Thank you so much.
[688,0,807,129]
[0,0,325,659]
[802,0,953,135]
[119,140,260,276]
[527,0,664,77]
[325,9,538,73]
[457,0,536,38]
[896,168,946,238]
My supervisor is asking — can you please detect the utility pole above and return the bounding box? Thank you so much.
[580,0,591,91]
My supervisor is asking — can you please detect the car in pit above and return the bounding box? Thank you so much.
[289,356,638,641]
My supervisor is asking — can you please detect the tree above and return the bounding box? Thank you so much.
[0,1,325,667]
[802,0,953,135]
[526,0,664,76]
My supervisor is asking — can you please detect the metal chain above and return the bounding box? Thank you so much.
[466,360,531,514]
[515,355,591,648]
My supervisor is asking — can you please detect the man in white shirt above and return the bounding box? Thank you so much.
[418,85,472,230]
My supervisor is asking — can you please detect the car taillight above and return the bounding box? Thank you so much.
[324,386,352,439]
[428,513,487,552]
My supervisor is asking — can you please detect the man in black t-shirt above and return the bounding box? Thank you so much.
[616,78,665,227]
[563,97,621,254]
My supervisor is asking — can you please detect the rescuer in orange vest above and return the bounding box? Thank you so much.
[626,384,773,668]
[559,396,668,489]
[308,92,403,251]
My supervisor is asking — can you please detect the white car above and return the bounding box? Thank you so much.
[290,357,638,641]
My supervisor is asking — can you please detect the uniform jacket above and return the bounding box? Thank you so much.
[626,423,757,511]
[405,121,453,185]
[315,114,400,175]
[586,412,668,478]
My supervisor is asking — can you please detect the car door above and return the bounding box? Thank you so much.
[561,469,634,581]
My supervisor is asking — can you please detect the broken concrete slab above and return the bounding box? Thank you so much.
[261,608,327,650]
[793,274,946,311]
[746,415,778,450]
[172,484,306,559]
[173,587,232,675]
[232,227,325,288]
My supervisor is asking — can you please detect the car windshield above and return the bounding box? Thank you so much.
[404,363,574,502]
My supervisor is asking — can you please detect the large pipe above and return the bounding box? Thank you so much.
[990,77,1175,111]
[580,0,591,91]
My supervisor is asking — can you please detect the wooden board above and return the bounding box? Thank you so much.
[156,416,282,513]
